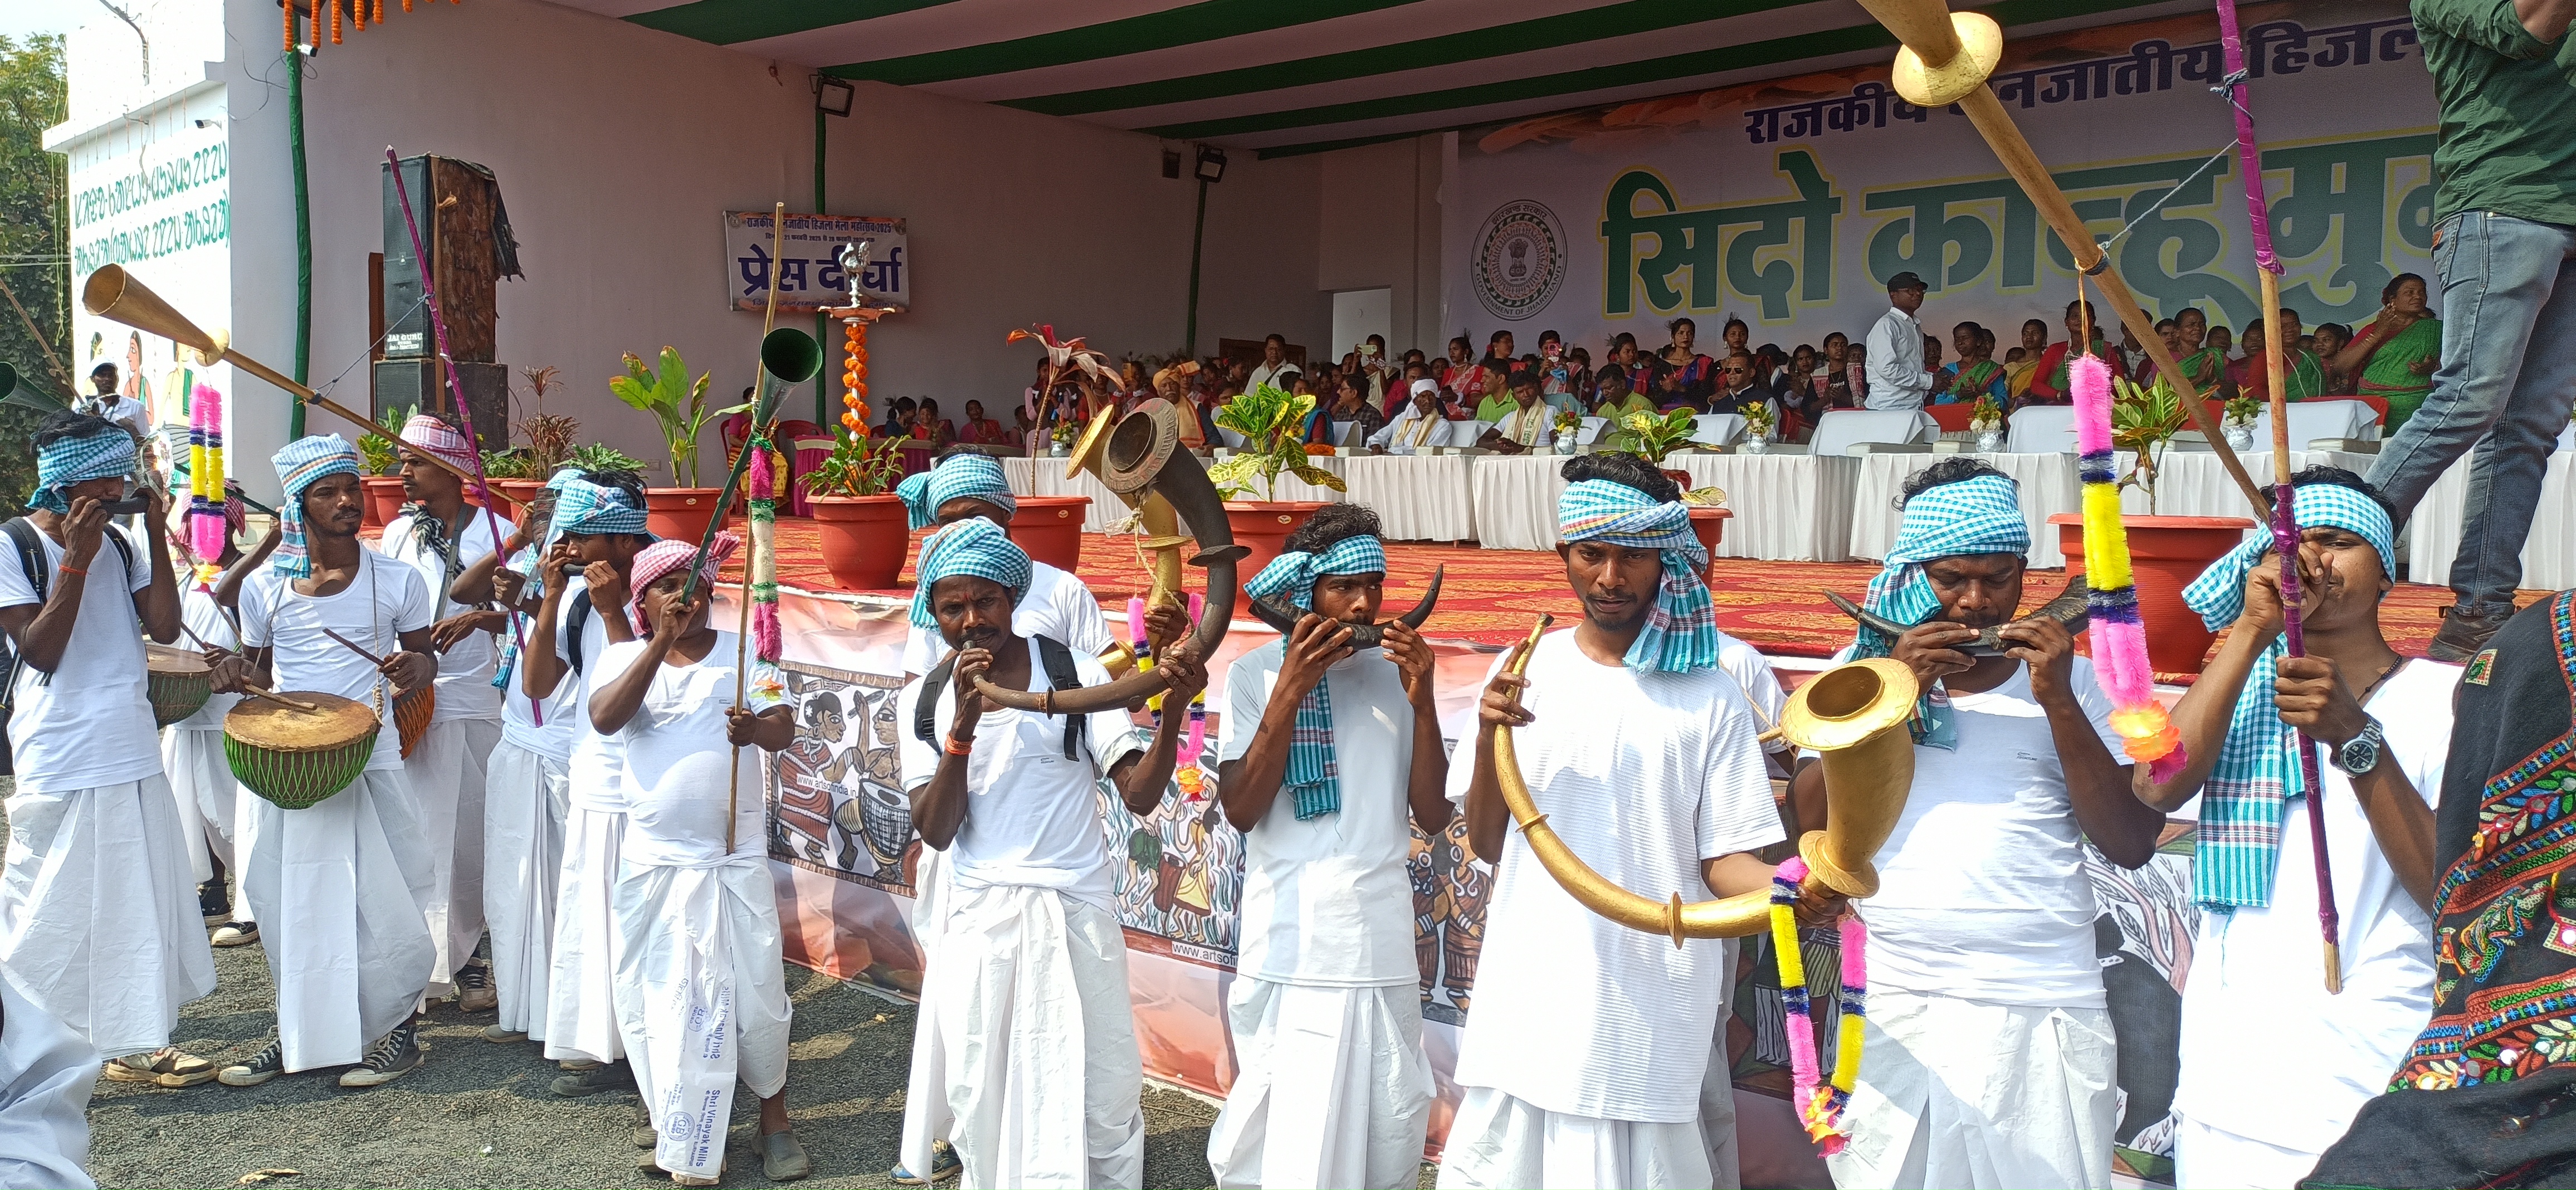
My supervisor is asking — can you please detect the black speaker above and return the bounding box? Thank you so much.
[381,154,516,362]
[373,359,509,454]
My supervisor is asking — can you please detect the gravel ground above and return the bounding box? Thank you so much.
[3,777,1282,1190]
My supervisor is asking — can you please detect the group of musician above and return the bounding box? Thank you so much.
[0,408,2551,1190]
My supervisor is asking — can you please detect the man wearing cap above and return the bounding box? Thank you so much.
[1444,451,1824,1189]
[1207,505,1447,1188]
[211,435,441,1089]
[2144,466,2458,1188]
[0,411,212,1090]
[1367,379,1457,455]
[1796,457,2161,1190]
[1864,273,1932,412]
[899,518,1205,1188]
[888,446,1115,1186]
[373,413,511,1012]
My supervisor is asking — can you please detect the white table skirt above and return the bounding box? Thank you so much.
[1470,452,1858,560]
[1343,454,1476,542]
[1003,452,1350,531]
[2406,448,2576,591]
[1848,452,2080,568]
[2120,450,2364,529]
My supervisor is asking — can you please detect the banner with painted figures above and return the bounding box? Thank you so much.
[1447,0,2433,356]
[724,209,910,314]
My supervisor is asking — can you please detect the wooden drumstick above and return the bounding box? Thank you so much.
[242,685,324,714]
[321,627,387,667]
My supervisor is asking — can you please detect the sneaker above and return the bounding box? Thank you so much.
[2429,604,2516,662]
[198,881,231,925]
[211,921,259,948]
[632,1103,657,1149]
[338,1020,425,1088]
[763,1130,813,1182]
[104,1046,218,1087]
[551,1058,634,1098]
[217,1037,286,1087]
[890,1139,960,1186]
[480,1023,528,1043]
[453,960,497,1013]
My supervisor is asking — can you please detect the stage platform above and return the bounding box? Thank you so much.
[718,518,2513,665]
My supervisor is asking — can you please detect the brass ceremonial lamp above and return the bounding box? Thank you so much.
[819,240,899,437]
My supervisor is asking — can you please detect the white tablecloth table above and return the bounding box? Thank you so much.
[1004,452,1350,531]
[1813,409,1938,457]
[1342,454,1476,541]
[2120,450,2364,525]
[1848,452,2081,568]
[1470,452,1858,560]
[2406,448,2576,591]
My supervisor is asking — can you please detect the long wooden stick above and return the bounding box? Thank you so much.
[726,201,787,855]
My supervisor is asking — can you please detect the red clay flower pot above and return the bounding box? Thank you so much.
[2050,513,2254,674]
[1222,501,1329,597]
[1687,505,1732,577]
[645,487,724,547]
[809,494,909,591]
[361,476,407,531]
[1009,495,1091,574]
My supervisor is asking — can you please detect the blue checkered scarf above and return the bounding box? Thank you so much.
[2179,482,2396,911]
[29,428,136,514]
[1856,472,2028,748]
[491,470,603,691]
[896,453,1016,531]
[1557,479,1718,673]
[551,475,650,538]
[271,436,363,578]
[911,516,1032,630]
[1242,534,1388,821]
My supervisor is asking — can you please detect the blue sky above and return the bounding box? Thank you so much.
[0,1,85,46]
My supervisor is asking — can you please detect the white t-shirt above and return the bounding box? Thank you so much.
[592,632,785,867]
[499,574,586,763]
[1812,647,2127,1008]
[901,559,1110,677]
[374,509,505,721]
[1715,630,1789,755]
[1443,630,1783,1123]
[0,524,162,793]
[240,549,436,772]
[1219,639,1419,988]
[562,594,628,813]
[171,584,243,731]
[897,639,1148,915]
[1863,306,1929,411]
[2174,659,2459,1153]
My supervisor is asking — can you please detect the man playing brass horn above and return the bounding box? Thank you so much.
[1794,459,2162,1190]
[1443,452,1826,1190]
[1206,505,1448,1188]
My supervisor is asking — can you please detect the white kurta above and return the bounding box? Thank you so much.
[1824,990,2117,1190]
[241,769,438,1072]
[0,976,97,1189]
[544,599,628,1065]
[163,586,249,889]
[485,742,569,1037]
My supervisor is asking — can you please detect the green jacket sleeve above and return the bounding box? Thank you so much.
[2411,0,2558,58]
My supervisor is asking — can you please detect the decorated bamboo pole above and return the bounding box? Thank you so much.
[1848,0,2268,522]
[384,146,540,724]
[724,202,788,853]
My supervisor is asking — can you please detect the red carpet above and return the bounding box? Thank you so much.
[721,519,2516,666]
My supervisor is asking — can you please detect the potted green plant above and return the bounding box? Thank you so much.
[2222,392,2261,453]
[357,402,414,530]
[1603,407,1731,561]
[609,346,745,543]
[566,442,646,476]
[802,431,911,590]
[1207,384,1347,581]
[2047,374,2254,673]
[492,364,577,510]
[1968,394,2005,452]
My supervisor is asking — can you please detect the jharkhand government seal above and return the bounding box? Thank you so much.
[1474,199,1566,322]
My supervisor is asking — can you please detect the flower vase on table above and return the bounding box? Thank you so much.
[1742,436,1770,455]
[2222,394,2261,453]
[1552,411,1581,454]
[1740,404,1775,455]
[1968,394,2005,453]
[1974,430,2003,453]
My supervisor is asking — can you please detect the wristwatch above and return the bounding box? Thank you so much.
[2331,715,2385,776]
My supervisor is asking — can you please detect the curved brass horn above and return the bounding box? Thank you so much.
[971,398,1244,715]
[1490,617,1918,946]
[1246,565,1443,650]
[1824,577,2092,657]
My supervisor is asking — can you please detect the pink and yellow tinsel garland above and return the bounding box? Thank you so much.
[2072,355,2185,782]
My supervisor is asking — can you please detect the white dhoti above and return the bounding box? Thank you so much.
[0,776,217,1059]
[241,769,437,1072]
[939,884,1144,1190]
[1823,989,2116,1190]
[896,845,953,1177]
[2172,1115,2323,1190]
[484,742,569,1037]
[1435,1087,1713,1190]
[404,718,500,992]
[543,805,627,1064]
[160,728,243,886]
[0,976,99,1190]
[613,856,793,1182]
[1206,979,1432,1190]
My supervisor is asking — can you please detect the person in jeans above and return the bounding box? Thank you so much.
[2362,0,2576,660]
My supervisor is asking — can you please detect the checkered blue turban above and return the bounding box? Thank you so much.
[895,453,1016,531]
[29,424,136,514]
[1242,533,1390,821]
[271,435,363,578]
[911,516,1032,630]
[1857,471,2030,656]
[1558,478,1718,673]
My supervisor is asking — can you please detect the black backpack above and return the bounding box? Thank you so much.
[564,590,594,675]
[0,517,137,712]
[912,635,1086,760]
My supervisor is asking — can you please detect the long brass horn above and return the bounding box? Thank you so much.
[1489,617,1918,947]
[1066,405,1188,609]
[1246,565,1443,650]
[971,398,1245,715]
[81,264,481,492]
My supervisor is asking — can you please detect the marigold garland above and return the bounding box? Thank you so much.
[1772,856,1865,1154]
[840,320,872,435]
[2072,354,2186,781]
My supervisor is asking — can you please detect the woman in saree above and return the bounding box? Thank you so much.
[1655,317,1719,406]
[1935,321,2008,403]
[2174,307,2233,400]
[2023,300,2121,406]
[2231,314,2330,401]
[2331,272,2441,433]
[2004,318,2048,399]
